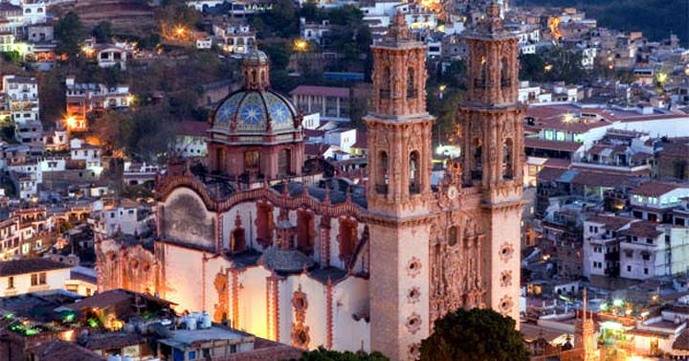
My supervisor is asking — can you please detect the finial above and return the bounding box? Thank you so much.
[384,10,411,43]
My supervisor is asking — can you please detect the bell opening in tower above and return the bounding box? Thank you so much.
[409,150,420,194]
[503,138,514,180]
[472,138,483,181]
[407,67,417,99]
[375,151,389,195]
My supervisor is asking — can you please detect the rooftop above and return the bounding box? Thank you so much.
[0,258,71,277]
[632,181,688,197]
[289,85,350,98]
[158,326,253,349]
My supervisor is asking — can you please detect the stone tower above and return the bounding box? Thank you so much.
[365,12,434,361]
[577,289,599,361]
[459,1,524,322]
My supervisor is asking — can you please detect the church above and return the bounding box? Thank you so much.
[96,4,524,360]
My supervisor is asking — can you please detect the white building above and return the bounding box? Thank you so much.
[20,0,47,25]
[70,138,103,175]
[2,75,39,125]
[196,37,213,49]
[213,23,255,55]
[90,199,148,238]
[324,128,357,153]
[95,45,128,70]
[0,258,72,297]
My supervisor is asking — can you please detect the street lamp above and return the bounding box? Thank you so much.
[293,39,308,52]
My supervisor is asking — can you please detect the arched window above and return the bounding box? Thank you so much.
[376,151,389,194]
[256,202,274,248]
[296,209,315,255]
[407,67,416,98]
[448,226,458,246]
[380,66,391,99]
[409,150,420,194]
[503,138,514,180]
[215,148,225,174]
[501,57,510,87]
[251,70,257,84]
[476,56,487,88]
[472,138,483,181]
[278,148,291,176]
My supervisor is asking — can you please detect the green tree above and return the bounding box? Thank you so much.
[420,308,529,361]
[55,11,85,60]
[92,21,113,43]
[300,347,389,361]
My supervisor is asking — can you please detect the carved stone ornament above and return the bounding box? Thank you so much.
[291,323,310,348]
[405,312,422,335]
[407,257,422,278]
[500,270,512,288]
[499,242,514,262]
[499,295,514,314]
[407,286,421,304]
[408,342,421,361]
[292,288,308,323]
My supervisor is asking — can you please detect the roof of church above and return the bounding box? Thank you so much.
[209,89,300,142]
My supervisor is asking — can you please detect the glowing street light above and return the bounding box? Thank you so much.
[293,39,308,52]
[64,115,78,130]
[174,25,187,39]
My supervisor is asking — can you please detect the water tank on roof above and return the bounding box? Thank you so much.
[184,316,197,330]
[201,312,212,329]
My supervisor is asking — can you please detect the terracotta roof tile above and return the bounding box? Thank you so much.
[0,258,70,277]
[289,85,350,98]
[632,181,687,197]
[29,340,105,361]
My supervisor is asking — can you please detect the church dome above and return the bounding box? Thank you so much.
[210,89,299,139]
[209,48,302,145]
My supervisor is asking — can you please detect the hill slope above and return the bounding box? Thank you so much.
[514,0,689,44]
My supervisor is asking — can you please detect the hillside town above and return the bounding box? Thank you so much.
[1,0,689,360]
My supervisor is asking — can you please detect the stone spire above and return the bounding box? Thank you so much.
[383,11,411,44]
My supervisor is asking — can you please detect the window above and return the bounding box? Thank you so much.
[627,265,632,272]
[188,351,196,360]
[39,272,46,284]
[31,273,38,286]
[244,151,260,172]
[380,66,391,98]
[646,238,653,244]
[376,151,389,194]
[7,276,13,289]
[644,268,649,275]
[407,67,416,98]
[409,151,420,194]
[502,138,513,180]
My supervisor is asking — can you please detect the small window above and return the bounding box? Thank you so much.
[39,272,46,285]
[7,276,13,289]
[31,273,38,286]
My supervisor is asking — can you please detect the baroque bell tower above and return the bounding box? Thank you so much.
[365,12,434,361]
[459,2,524,322]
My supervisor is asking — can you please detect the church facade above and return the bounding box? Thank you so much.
[96,5,524,360]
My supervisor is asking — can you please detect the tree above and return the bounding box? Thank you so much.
[55,11,85,60]
[419,308,529,361]
[92,21,113,43]
[300,347,389,361]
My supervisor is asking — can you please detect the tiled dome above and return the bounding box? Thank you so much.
[210,89,299,137]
